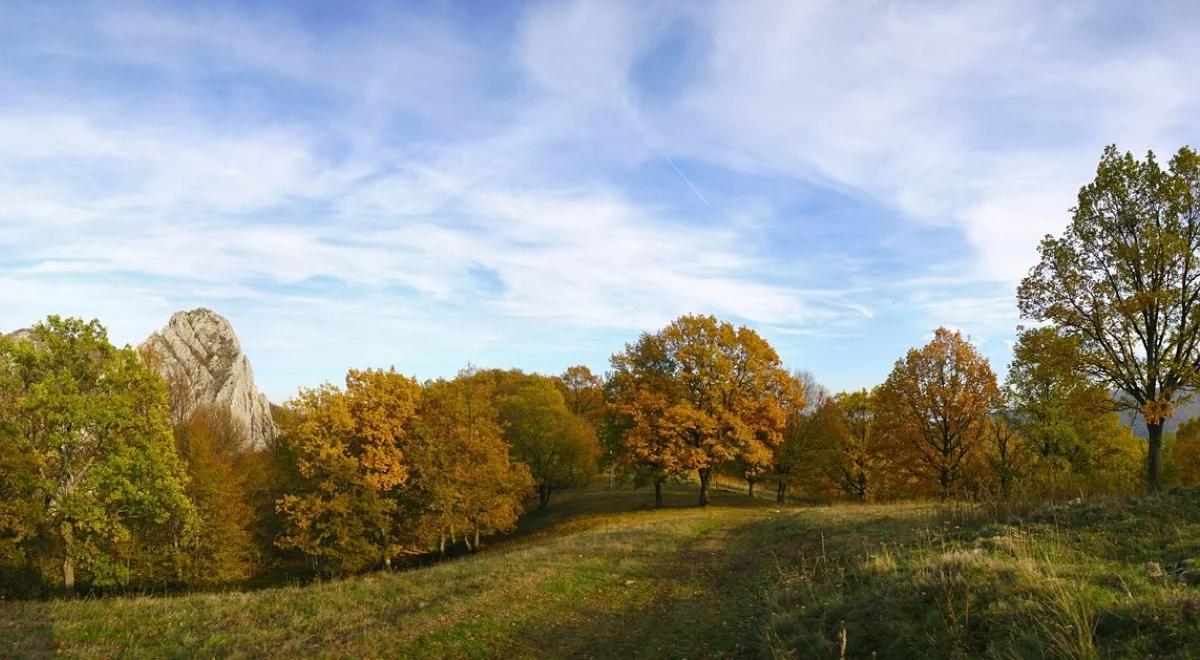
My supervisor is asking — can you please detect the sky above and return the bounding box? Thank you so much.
[2,1,1199,402]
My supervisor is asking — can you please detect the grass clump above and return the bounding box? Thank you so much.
[766,491,1200,659]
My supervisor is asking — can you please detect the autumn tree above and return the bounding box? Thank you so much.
[826,388,892,502]
[406,372,532,553]
[173,406,258,584]
[1173,418,1200,487]
[609,315,800,506]
[490,372,599,509]
[555,365,606,427]
[772,371,839,503]
[876,328,1000,500]
[983,410,1029,500]
[1018,145,1200,492]
[0,317,195,592]
[275,368,419,574]
[557,365,617,485]
[606,386,692,506]
[1005,326,1141,496]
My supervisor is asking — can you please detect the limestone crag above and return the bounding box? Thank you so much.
[141,308,276,449]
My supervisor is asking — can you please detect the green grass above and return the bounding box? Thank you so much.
[5,485,1200,658]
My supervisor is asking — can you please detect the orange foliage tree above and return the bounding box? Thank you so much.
[609,314,801,506]
[876,328,1000,500]
[173,406,258,584]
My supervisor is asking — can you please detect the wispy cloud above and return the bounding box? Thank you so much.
[2,0,1197,398]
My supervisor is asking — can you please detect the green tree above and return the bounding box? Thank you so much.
[1018,145,1200,492]
[0,317,195,592]
[609,314,800,506]
[492,373,598,509]
[1005,326,1141,496]
[772,371,839,503]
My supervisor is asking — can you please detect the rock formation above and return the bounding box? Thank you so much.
[140,308,276,449]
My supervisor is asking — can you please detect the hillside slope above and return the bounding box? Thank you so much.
[5,487,1200,658]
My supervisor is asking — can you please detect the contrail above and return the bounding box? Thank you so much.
[659,149,711,207]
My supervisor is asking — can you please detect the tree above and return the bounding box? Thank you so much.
[407,373,532,553]
[555,365,606,427]
[826,388,892,502]
[772,371,839,503]
[173,406,258,584]
[275,368,419,574]
[492,373,599,509]
[557,365,613,485]
[609,314,801,506]
[1018,145,1200,492]
[876,328,1000,500]
[983,410,1029,500]
[608,387,694,506]
[1005,326,1140,496]
[1173,418,1200,488]
[0,317,195,592]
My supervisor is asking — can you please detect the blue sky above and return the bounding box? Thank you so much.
[2,1,1199,401]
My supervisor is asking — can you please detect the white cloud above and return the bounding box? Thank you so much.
[5,0,1200,395]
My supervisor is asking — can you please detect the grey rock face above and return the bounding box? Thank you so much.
[141,308,276,450]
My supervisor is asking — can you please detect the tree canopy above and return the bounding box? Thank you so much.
[876,327,1000,499]
[1018,145,1200,491]
[0,317,194,593]
[609,314,802,506]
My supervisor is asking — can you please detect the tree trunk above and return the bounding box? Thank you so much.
[654,478,664,508]
[776,480,787,503]
[538,483,552,510]
[61,521,75,594]
[698,467,712,507]
[1148,422,1164,494]
[439,533,446,556]
[473,525,480,551]
[747,478,755,498]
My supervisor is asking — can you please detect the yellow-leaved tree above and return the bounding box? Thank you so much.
[826,388,895,502]
[275,368,419,574]
[406,371,532,554]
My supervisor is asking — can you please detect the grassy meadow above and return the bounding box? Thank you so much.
[4,483,1200,658]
